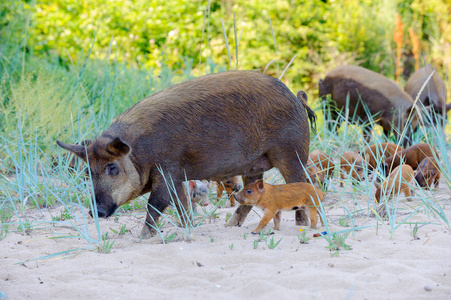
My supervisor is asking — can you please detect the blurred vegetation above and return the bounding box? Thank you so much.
[2,0,451,89]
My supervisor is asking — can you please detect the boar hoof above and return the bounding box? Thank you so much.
[140,225,156,239]
[225,205,253,227]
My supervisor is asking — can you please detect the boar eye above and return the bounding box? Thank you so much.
[246,189,253,194]
[225,180,231,184]
[106,163,119,176]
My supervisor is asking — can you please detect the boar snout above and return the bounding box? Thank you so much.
[89,195,118,218]
[89,206,107,218]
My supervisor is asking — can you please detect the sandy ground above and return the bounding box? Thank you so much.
[1,169,451,300]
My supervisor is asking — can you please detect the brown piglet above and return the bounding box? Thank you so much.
[384,143,438,175]
[216,176,242,206]
[306,161,326,188]
[414,157,441,189]
[340,151,366,187]
[361,142,402,171]
[309,150,335,181]
[374,164,415,203]
[233,180,325,234]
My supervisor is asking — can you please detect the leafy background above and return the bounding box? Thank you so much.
[0,0,450,160]
[3,0,451,87]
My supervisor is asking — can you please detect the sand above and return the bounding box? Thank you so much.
[1,169,451,300]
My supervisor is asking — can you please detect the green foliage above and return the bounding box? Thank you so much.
[52,208,73,221]
[297,230,310,244]
[164,231,177,243]
[97,232,115,253]
[325,232,352,256]
[265,236,282,249]
[2,0,450,95]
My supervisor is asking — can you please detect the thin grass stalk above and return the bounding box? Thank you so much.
[268,16,279,77]
[220,18,232,70]
[279,54,297,80]
[233,13,238,70]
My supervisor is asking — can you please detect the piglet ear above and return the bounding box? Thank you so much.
[56,140,88,160]
[189,180,196,190]
[106,137,130,157]
[256,179,264,193]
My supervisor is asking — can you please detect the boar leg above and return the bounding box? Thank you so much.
[172,180,192,227]
[141,183,172,239]
[225,175,262,227]
[277,162,310,226]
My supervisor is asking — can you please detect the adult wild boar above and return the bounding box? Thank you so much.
[57,71,316,238]
[319,65,421,146]
[404,64,450,126]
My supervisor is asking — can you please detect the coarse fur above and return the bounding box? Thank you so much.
[319,65,421,146]
[216,176,242,207]
[340,151,366,187]
[361,142,402,171]
[233,180,325,234]
[404,64,450,126]
[414,157,441,189]
[56,71,316,238]
[374,164,415,203]
[383,143,438,175]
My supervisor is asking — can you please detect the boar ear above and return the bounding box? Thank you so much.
[106,137,130,157]
[56,140,88,160]
[80,140,92,146]
[256,179,264,192]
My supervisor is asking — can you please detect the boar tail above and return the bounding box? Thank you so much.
[296,90,317,134]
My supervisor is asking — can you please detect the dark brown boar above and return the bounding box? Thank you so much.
[404,64,450,127]
[319,65,421,146]
[56,71,316,238]
[383,143,438,175]
[414,157,441,189]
